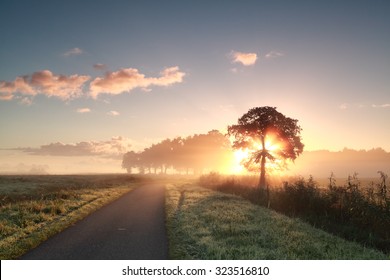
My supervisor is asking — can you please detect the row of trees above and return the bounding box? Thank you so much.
[123,107,305,188]
[122,130,233,175]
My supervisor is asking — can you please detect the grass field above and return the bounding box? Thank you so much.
[199,172,390,254]
[2,174,388,260]
[165,182,388,259]
[0,174,139,259]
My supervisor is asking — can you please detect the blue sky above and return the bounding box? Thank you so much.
[0,0,389,173]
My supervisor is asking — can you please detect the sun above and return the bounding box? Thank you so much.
[264,133,281,153]
[224,134,285,175]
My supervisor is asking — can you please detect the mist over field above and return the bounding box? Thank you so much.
[286,148,390,178]
[1,145,389,180]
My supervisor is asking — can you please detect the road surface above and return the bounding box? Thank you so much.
[21,184,168,260]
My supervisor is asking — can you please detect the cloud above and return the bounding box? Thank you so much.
[1,66,185,102]
[77,107,91,113]
[0,92,13,100]
[230,51,258,66]
[265,51,284,59]
[372,103,390,108]
[31,70,91,100]
[89,66,185,98]
[19,97,33,106]
[0,76,35,99]
[0,70,90,100]
[107,110,120,116]
[63,47,84,56]
[339,103,348,110]
[20,136,133,158]
[93,63,107,70]
[339,103,366,110]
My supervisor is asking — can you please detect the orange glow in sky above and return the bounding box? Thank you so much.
[0,1,389,175]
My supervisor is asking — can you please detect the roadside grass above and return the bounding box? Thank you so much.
[165,183,388,259]
[199,172,390,254]
[0,174,139,259]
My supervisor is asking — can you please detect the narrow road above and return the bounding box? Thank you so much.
[21,184,168,260]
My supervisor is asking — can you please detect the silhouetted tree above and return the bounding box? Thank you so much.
[121,151,140,174]
[228,106,304,189]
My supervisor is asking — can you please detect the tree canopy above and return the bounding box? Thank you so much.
[228,106,304,188]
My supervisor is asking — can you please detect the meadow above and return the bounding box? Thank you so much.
[165,182,387,259]
[1,173,388,260]
[0,174,139,259]
[198,172,390,255]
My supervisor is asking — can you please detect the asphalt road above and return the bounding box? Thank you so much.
[21,184,168,260]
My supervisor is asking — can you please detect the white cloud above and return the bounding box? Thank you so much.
[77,108,91,113]
[89,66,185,98]
[107,110,120,116]
[93,63,107,70]
[19,97,33,106]
[339,103,367,110]
[339,103,348,110]
[372,103,390,108]
[63,47,84,56]
[141,87,152,93]
[230,51,258,66]
[265,51,284,59]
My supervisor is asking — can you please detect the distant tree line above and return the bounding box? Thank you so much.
[121,130,232,175]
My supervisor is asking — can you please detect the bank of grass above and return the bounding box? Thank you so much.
[165,183,388,259]
[0,174,139,259]
[199,173,390,254]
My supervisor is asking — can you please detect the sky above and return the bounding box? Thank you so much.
[0,0,389,174]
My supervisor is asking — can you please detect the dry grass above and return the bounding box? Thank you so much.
[0,174,139,259]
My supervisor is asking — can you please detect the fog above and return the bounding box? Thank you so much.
[0,150,123,175]
[1,145,389,179]
[287,148,390,178]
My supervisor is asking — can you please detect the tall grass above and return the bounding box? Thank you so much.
[165,183,387,259]
[199,172,390,254]
[0,174,139,259]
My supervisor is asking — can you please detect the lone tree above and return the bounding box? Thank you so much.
[228,106,304,189]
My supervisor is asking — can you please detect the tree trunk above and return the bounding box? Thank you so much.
[258,155,266,189]
[258,135,266,189]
